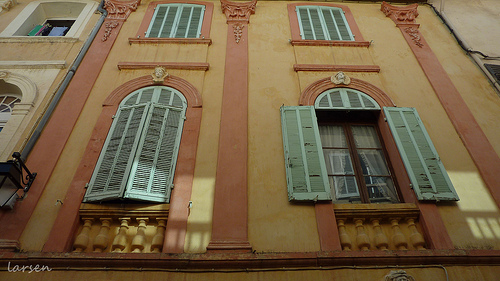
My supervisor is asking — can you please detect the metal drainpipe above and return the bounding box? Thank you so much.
[20,0,108,160]
[427,1,500,94]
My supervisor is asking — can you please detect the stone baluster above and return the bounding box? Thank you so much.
[390,218,408,250]
[337,219,352,251]
[112,218,130,252]
[151,217,167,253]
[73,218,94,252]
[93,218,111,252]
[407,218,426,250]
[371,219,389,250]
[354,219,371,250]
[131,218,149,253]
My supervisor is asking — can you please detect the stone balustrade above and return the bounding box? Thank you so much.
[72,204,169,253]
[334,203,426,251]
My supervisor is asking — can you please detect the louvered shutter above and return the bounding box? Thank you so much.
[124,104,185,203]
[174,5,205,38]
[384,107,459,201]
[84,103,149,202]
[315,88,380,110]
[146,4,204,38]
[281,106,331,201]
[296,6,354,41]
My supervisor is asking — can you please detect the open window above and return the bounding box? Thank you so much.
[0,0,98,38]
[281,88,459,203]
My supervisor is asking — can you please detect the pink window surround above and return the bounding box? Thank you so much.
[42,75,202,253]
[130,0,214,44]
[287,3,370,47]
[300,77,454,251]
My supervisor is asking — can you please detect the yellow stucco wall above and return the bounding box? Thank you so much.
[15,1,500,254]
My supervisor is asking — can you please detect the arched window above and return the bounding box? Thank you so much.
[314,89,397,203]
[281,87,459,203]
[83,86,187,203]
[0,95,21,132]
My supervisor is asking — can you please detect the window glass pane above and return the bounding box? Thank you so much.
[330,176,359,200]
[352,125,381,148]
[357,149,390,176]
[323,149,354,175]
[319,125,346,147]
[364,176,398,203]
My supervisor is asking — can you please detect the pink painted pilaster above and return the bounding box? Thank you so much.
[381,2,500,208]
[206,0,256,253]
[31,0,141,252]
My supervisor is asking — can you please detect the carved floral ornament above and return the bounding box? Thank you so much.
[104,0,141,20]
[151,66,169,83]
[232,23,244,44]
[221,0,256,23]
[331,71,351,85]
[381,2,419,25]
[102,21,119,42]
[404,27,424,48]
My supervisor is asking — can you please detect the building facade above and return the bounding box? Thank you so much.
[1,0,500,280]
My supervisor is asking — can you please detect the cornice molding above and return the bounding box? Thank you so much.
[220,0,256,23]
[381,2,419,25]
[104,0,141,20]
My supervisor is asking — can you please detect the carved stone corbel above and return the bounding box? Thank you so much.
[104,0,141,20]
[221,0,256,24]
[381,2,419,25]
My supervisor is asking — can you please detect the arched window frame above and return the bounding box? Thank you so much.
[83,86,188,203]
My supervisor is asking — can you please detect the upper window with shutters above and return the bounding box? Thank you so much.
[83,86,186,204]
[280,88,459,203]
[287,3,370,47]
[131,1,214,44]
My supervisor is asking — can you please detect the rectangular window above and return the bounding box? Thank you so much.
[146,4,205,38]
[296,6,354,41]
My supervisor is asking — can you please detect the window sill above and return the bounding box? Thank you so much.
[128,37,212,45]
[290,39,370,47]
[0,36,79,43]
[333,203,419,219]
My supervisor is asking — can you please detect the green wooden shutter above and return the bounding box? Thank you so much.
[296,6,354,41]
[124,103,185,203]
[281,106,331,201]
[174,5,205,38]
[384,107,459,201]
[146,4,204,38]
[84,103,149,202]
